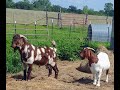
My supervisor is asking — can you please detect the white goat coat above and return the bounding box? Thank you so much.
[90,52,110,73]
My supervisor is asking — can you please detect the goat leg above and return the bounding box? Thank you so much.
[22,63,27,80]
[52,64,59,79]
[48,65,52,77]
[23,69,27,80]
[27,64,32,80]
[106,69,109,82]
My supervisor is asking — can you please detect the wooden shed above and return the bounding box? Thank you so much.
[88,24,112,42]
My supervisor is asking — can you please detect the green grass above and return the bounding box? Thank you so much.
[6,24,110,73]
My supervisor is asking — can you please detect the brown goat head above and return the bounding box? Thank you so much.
[11,34,28,52]
[80,48,90,60]
[80,47,96,60]
[80,47,98,66]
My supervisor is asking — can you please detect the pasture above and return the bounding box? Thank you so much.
[6,8,113,90]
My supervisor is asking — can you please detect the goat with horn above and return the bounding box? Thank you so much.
[80,47,110,86]
[11,34,59,80]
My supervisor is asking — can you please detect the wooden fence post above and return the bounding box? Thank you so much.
[58,13,60,26]
[58,8,62,29]
[46,8,48,26]
[60,8,62,29]
[85,14,88,25]
[106,15,108,24]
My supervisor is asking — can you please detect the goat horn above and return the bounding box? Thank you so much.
[20,34,28,40]
[85,47,95,51]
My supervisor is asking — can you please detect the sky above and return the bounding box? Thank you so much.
[13,0,114,11]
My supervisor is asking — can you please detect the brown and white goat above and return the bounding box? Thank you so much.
[80,47,110,86]
[11,34,59,80]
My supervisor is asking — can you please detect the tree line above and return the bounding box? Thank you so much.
[6,0,114,16]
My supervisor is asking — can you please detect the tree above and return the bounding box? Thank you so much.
[6,0,15,8]
[51,5,61,12]
[61,7,68,13]
[76,9,82,14]
[15,1,33,10]
[32,0,51,11]
[82,5,89,14]
[109,10,114,16]
[68,5,77,13]
[88,9,95,15]
[104,3,113,16]
[99,10,105,16]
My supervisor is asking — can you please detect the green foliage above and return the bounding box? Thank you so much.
[88,41,110,50]
[82,5,89,14]
[15,1,33,10]
[32,0,51,11]
[104,3,113,16]
[6,36,22,73]
[6,0,15,8]
[51,5,62,12]
[68,5,77,13]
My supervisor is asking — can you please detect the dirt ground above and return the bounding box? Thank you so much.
[6,49,114,90]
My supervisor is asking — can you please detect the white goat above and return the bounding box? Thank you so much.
[80,47,110,86]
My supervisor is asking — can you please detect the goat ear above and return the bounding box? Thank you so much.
[85,49,91,58]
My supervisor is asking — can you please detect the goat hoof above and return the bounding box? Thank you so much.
[93,82,97,85]
[48,75,51,77]
[106,80,108,83]
[54,76,58,79]
[96,84,100,87]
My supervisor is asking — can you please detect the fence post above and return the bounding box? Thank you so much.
[106,15,108,24]
[58,8,62,29]
[59,8,62,29]
[58,12,60,27]
[46,7,48,26]
[14,21,16,34]
[35,21,36,39]
[85,14,88,25]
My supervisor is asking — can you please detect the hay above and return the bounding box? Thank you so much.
[77,60,91,74]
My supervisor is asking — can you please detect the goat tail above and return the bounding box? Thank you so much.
[51,40,57,52]
[51,40,56,48]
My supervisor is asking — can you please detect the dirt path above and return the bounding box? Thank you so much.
[6,55,114,90]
